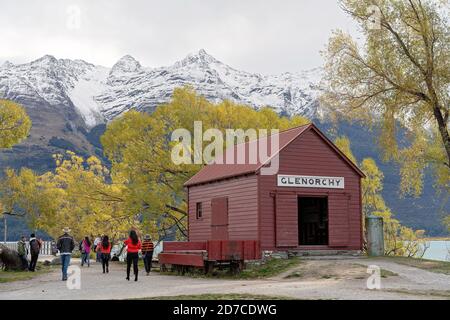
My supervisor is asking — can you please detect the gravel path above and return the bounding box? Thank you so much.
[0,258,449,300]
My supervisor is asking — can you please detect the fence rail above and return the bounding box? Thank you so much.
[2,241,55,256]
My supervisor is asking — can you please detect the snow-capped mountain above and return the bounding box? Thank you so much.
[0,49,321,128]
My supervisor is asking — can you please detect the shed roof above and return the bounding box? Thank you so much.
[185,123,364,187]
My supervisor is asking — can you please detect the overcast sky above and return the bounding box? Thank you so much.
[0,0,360,74]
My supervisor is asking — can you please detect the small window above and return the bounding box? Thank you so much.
[196,202,203,219]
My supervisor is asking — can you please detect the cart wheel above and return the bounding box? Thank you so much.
[177,265,184,275]
[230,260,244,274]
[205,261,215,275]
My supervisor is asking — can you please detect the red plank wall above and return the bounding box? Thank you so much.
[258,129,362,251]
[188,174,259,241]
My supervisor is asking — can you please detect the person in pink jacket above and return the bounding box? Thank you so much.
[80,236,92,267]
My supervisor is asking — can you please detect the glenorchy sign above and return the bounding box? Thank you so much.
[277,175,345,189]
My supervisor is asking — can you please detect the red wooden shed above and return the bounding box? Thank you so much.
[185,123,364,253]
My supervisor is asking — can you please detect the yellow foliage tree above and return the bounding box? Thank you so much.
[0,99,31,149]
[0,152,137,241]
[1,88,309,242]
[101,87,310,240]
[334,136,427,257]
[321,0,450,198]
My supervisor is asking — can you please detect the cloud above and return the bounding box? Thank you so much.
[0,0,358,73]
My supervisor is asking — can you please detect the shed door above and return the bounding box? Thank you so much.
[211,197,229,240]
[275,193,298,247]
[328,193,350,247]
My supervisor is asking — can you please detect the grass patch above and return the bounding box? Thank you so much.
[238,258,301,279]
[385,288,450,299]
[284,271,302,279]
[375,256,450,275]
[380,268,398,278]
[140,293,295,300]
[354,263,398,278]
[0,263,53,283]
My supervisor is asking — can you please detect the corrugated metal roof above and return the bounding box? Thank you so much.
[185,123,364,187]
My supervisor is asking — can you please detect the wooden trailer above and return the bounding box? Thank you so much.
[159,240,260,274]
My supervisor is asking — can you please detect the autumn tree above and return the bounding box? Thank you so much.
[0,99,32,227]
[1,88,309,241]
[0,152,137,240]
[335,136,428,256]
[321,0,449,196]
[0,99,31,149]
[101,87,310,240]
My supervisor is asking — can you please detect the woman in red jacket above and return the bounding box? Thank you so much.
[97,235,112,274]
[124,230,141,281]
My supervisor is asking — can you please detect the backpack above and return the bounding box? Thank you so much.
[30,239,40,255]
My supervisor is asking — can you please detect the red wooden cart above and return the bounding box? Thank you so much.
[158,240,261,274]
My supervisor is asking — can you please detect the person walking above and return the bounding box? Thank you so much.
[141,234,154,276]
[28,234,42,272]
[124,230,141,281]
[97,235,112,274]
[93,235,102,263]
[56,227,75,281]
[80,236,91,267]
[17,236,29,270]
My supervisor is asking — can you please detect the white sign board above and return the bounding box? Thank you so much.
[277,175,345,189]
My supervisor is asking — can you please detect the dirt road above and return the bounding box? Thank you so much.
[0,257,449,300]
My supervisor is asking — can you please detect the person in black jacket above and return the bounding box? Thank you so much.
[56,227,75,281]
[28,234,41,272]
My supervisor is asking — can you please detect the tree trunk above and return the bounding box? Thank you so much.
[432,104,450,167]
[0,244,25,271]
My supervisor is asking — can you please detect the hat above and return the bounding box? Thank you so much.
[144,234,151,240]
[62,227,71,233]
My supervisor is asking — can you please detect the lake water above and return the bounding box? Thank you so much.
[422,241,450,262]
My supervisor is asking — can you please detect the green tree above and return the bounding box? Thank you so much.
[321,0,450,196]
[0,99,31,149]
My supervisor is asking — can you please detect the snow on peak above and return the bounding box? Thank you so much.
[110,55,141,74]
[31,54,58,66]
[1,61,14,69]
[0,50,323,127]
[175,49,218,68]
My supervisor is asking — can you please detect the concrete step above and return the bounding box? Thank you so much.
[288,250,364,259]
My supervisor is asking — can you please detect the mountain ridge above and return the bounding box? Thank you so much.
[0,49,322,127]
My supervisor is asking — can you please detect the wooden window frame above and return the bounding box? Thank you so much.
[196,202,203,220]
